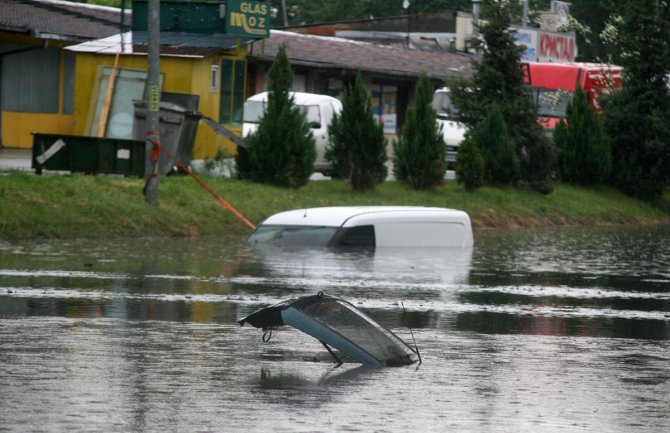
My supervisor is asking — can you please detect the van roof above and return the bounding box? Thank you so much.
[246,91,341,105]
[260,206,470,228]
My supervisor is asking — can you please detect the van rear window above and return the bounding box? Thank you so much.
[335,225,375,247]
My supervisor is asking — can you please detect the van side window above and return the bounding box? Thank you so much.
[299,105,321,127]
[337,225,375,246]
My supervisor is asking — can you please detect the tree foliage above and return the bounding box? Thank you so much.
[455,135,484,191]
[563,0,615,62]
[393,72,446,189]
[326,71,388,190]
[602,0,670,199]
[449,0,553,192]
[235,44,315,188]
[471,102,519,185]
[554,85,611,184]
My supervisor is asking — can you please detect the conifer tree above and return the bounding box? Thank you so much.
[326,71,387,190]
[554,85,611,184]
[449,0,553,192]
[472,102,519,185]
[602,0,670,199]
[455,135,485,191]
[393,72,446,189]
[235,44,315,188]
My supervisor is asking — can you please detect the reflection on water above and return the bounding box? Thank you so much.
[1,226,669,432]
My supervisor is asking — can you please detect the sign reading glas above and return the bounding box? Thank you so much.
[226,0,271,38]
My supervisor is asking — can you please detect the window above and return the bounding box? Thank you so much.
[244,101,321,128]
[220,59,245,125]
[300,105,321,127]
[210,64,220,92]
[292,74,306,92]
[371,84,397,133]
[337,225,375,247]
[246,225,338,247]
[431,90,459,120]
[243,100,265,123]
[62,51,76,114]
[88,67,148,138]
[532,87,572,118]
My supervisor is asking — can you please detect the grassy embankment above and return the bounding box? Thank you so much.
[0,170,668,241]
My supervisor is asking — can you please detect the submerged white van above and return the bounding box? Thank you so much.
[247,206,474,248]
[243,92,343,174]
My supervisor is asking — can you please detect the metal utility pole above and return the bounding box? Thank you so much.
[522,0,529,27]
[144,0,160,204]
[472,0,481,27]
[281,0,289,26]
[404,0,410,48]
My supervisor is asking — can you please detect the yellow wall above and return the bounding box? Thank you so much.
[2,112,74,148]
[74,47,246,160]
[2,29,246,158]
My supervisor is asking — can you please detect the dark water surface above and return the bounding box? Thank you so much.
[1,225,669,432]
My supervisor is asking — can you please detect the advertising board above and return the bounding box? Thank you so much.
[225,0,271,38]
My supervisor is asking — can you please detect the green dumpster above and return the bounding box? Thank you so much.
[32,133,145,177]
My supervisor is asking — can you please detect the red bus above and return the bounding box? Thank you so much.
[522,62,623,129]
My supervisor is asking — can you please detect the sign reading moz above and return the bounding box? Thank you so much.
[226,0,271,38]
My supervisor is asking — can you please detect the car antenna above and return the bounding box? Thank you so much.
[401,301,422,367]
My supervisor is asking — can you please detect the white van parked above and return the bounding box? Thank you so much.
[243,91,343,174]
[432,88,467,169]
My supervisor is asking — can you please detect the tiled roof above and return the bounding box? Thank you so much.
[247,30,472,81]
[0,0,127,41]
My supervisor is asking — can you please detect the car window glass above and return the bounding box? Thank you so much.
[243,100,266,123]
[337,225,375,246]
[247,225,337,246]
[298,105,321,126]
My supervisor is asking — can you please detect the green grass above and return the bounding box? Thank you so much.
[0,171,668,241]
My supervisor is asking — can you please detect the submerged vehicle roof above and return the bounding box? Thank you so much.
[239,292,420,367]
[260,206,468,228]
[248,206,474,248]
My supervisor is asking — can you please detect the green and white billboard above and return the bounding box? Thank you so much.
[225,0,271,38]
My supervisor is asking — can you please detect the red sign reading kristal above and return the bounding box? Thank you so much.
[538,32,576,62]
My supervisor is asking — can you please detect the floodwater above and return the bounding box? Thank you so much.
[1,225,669,432]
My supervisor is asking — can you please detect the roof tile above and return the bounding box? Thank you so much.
[0,0,127,41]
[248,30,472,81]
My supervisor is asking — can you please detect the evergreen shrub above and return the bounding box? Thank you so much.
[472,103,519,186]
[554,86,611,184]
[235,44,315,188]
[393,72,446,189]
[326,71,387,190]
[455,135,484,191]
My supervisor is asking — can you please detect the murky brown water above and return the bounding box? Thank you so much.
[1,225,668,432]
